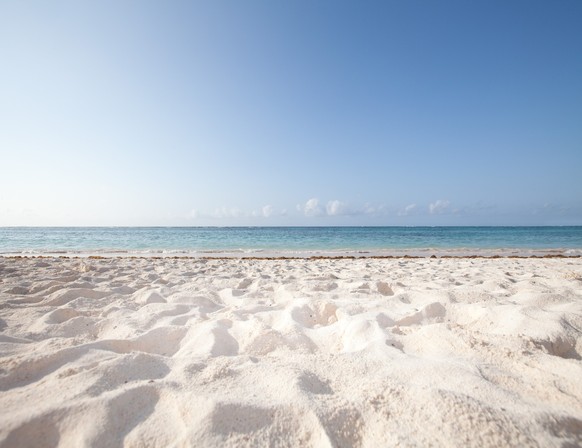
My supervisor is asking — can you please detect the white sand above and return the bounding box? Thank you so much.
[1,256,581,447]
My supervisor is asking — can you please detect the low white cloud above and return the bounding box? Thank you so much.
[326,200,347,216]
[190,207,245,220]
[300,198,388,218]
[362,203,388,216]
[303,198,324,216]
[398,203,417,216]
[363,204,376,215]
[262,205,274,218]
[189,204,283,221]
[211,207,243,219]
[429,200,451,215]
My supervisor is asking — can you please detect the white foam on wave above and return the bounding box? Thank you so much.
[1,246,579,259]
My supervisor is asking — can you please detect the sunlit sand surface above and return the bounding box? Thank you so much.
[1,257,581,446]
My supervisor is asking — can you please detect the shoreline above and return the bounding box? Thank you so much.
[1,253,581,260]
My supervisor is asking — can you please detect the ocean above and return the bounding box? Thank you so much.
[1,227,582,257]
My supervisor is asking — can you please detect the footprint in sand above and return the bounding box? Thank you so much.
[209,403,273,434]
[84,385,160,448]
[297,371,333,395]
[376,281,394,296]
[2,413,60,448]
[45,307,80,324]
[290,302,338,328]
[395,302,446,326]
[237,278,253,289]
[84,352,170,397]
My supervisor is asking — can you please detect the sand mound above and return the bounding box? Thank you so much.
[1,257,582,446]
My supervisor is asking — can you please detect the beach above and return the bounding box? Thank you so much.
[1,256,581,447]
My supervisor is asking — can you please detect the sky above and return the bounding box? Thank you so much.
[1,0,581,226]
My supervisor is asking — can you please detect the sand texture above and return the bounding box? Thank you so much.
[1,257,582,447]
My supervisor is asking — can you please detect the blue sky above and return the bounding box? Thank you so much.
[1,0,581,226]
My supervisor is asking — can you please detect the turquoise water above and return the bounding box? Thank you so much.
[1,227,582,256]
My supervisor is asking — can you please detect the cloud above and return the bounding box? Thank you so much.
[453,201,497,216]
[261,205,274,218]
[190,207,245,219]
[326,200,347,216]
[398,203,417,216]
[362,203,388,216]
[429,200,451,215]
[299,198,388,218]
[303,198,324,216]
[211,207,243,219]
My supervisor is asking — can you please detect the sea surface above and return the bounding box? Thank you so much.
[1,227,582,257]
